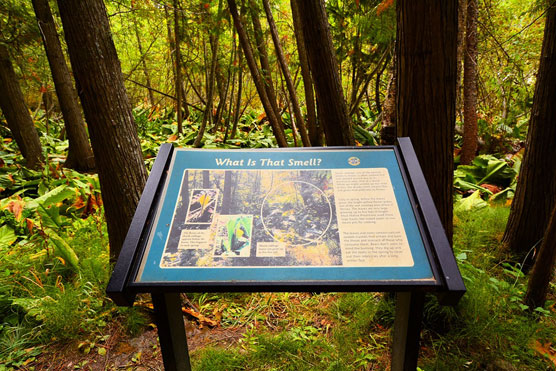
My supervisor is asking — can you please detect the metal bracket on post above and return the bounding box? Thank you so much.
[152,293,191,371]
[391,291,425,371]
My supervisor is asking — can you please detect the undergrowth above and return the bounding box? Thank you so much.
[190,207,556,370]
[0,109,555,369]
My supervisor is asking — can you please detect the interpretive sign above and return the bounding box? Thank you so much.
[107,139,465,371]
[134,148,434,285]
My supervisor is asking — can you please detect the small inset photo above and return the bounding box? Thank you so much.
[213,215,253,257]
[185,189,219,224]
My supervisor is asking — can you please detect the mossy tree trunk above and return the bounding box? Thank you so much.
[56,0,148,261]
[502,3,556,265]
[295,0,354,146]
[32,0,95,172]
[0,44,44,170]
[396,0,458,242]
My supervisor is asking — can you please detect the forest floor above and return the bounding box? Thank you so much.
[24,314,245,370]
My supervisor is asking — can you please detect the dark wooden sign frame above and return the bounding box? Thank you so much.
[107,138,465,371]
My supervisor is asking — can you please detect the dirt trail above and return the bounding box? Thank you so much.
[25,319,244,371]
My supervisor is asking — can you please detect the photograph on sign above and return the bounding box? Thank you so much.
[159,168,414,269]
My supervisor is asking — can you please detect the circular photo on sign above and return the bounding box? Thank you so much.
[260,181,332,245]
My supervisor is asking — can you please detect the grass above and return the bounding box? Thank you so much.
[189,206,556,370]
[1,111,555,369]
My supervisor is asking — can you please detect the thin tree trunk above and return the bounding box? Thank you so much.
[194,0,222,148]
[250,0,283,126]
[263,0,310,146]
[281,73,298,146]
[227,0,288,147]
[32,0,94,172]
[56,0,148,261]
[461,0,478,164]
[396,0,457,242]
[173,0,183,134]
[375,52,391,114]
[456,0,466,122]
[213,66,227,132]
[295,0,353,146]
[0,44,44,170]
[349,47,391,117]
[290,0,320,145]
[502,2,556,263]
[381,50,397,145]
[131,4,155,106]
[165,4,177,109]
[230,47,244,140]
[224,33,237,142]
[525,202,556,309]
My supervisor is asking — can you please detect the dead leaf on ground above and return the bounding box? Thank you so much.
[182,307,219,328]
[480,183,502,194]
[532,340,556,366]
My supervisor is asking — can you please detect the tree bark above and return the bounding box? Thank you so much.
[263,0,310,146]
[194,0,223,148]
[173,0,183,134]
[381,50,397,145]
[249,0,283,126]
[456,0,466,122]
[295,0,354,146]
[461,0,478,165]
[525,202,556,309]
[0,44,44,170]
[230,47,244,140]
[502,3,556,262]
[56,0,148,261]
[290,0,320,145]
[396,0,457,242]
[227,0,288,147]
[32,0,95,172]
[131,3,155,106]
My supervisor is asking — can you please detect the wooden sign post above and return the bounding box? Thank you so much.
[107,138,465,370]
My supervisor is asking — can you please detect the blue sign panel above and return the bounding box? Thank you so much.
[135,148,434,284]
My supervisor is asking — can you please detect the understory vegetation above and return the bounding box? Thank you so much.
[0,111,554,370]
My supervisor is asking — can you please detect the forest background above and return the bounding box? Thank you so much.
[0,0,555,369]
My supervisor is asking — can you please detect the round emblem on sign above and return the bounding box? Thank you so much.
[348,156,360,166]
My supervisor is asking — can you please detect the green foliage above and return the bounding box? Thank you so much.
[454,154,520,210]
[420,207,555,370]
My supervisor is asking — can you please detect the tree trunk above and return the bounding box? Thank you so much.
[502,3,556,263]
[224,34,237,141]
[165,4,177,107]
[230,47,244,140]
[295,0,354,146]
[131,3,155,106]
[32,0,95,172]
[396,0,457,242]
[249,0,283,126]
[456,0,466,122]
[381,50,397,145]
[525,202,556,309]
[290,0,320,146]
[375,52,391,115]
[173,0,183,134]
[460,0,478,165]
[56,0,148,261]
[194,0,222,148]
[0,44,44,170]
[227,0,288,147]
[263,0,310,147]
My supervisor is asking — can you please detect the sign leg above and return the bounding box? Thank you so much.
[152,293,191,371]
[391,291,425,371]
